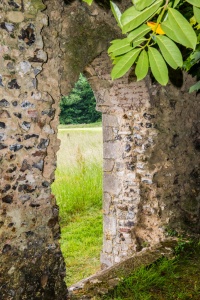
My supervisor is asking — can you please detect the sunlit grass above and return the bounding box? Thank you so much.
[58,121,102,129]
[51,127,103,286]
[61,209,102,285]
[56,128,102,169]
[53,162,102,222]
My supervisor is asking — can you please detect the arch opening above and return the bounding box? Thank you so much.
[52,73,103,285]
[1,1,200,298]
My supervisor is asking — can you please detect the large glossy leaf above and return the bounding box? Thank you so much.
[110,1,122,28]
[161,8,197,50]
[135,50,149,80]
[127,24,151,42]
[121,0,163,33]
[132,0,157,11]
[156,35,183,69]
[108,38,133,56]
[161,20,180,44]
[111,48,141,79]
[148,47,168,85]
[194,6,200,23]
[186,0,200,7]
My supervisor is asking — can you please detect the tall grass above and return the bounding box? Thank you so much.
[51,127,103,285]
[53,158,102,222]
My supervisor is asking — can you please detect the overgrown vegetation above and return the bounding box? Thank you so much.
[51,127,103,285]
[102,240,200,300]
[84,0,200,91]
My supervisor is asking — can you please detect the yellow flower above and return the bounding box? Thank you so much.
[147,22,165,35]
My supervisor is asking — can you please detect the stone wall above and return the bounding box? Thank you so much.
[0,0,200,298]
[0,0,125,298]
[0,0,67,299]
[86,53,200,268]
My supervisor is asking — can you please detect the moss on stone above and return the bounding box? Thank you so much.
[30,0,46,13]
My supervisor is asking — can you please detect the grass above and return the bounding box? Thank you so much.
[61,209,102,284]
[102,241,200,300]
[51,125,103,286]
[59,121,102,129]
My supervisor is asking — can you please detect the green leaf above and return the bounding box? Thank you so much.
[112,56,122,65]
[111,48,141,79]
[161,8,197,50]
[194,6,200,23]
[161,20,180,44]
[186,0,200,7]
[108,38,133,56]
[110,39,123,45]
[183,49,200,71]
[82,0,93,5]
[156,35,183,69]
[127,24,151,42]
[132,37,147,48]
[135,50,149,80]
[148,47,168,85]
[189,80,200,93]
[173,0,181,8]
[132,0,157,11]
[110,1,122,28]
[121,0,163,33]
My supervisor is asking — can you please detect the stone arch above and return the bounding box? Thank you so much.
[0,0,200,299]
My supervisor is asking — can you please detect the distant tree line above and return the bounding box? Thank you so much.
[59,74,101,124]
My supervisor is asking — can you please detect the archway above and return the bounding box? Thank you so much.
[52,73,103,285]
[0,0,200,299]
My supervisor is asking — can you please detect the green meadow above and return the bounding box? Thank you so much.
[51,125,103,286]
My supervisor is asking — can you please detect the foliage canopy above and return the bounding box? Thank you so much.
[83,0,200,92]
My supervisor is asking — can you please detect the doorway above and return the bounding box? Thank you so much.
[52,74,103,285]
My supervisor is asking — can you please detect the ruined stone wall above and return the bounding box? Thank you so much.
[0,0,200,297]
[0,0,127,297]
[86,52,200,268]
[0,1,67,299]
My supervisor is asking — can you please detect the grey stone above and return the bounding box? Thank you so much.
[104,173,121,195]
[104,215,117,236]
